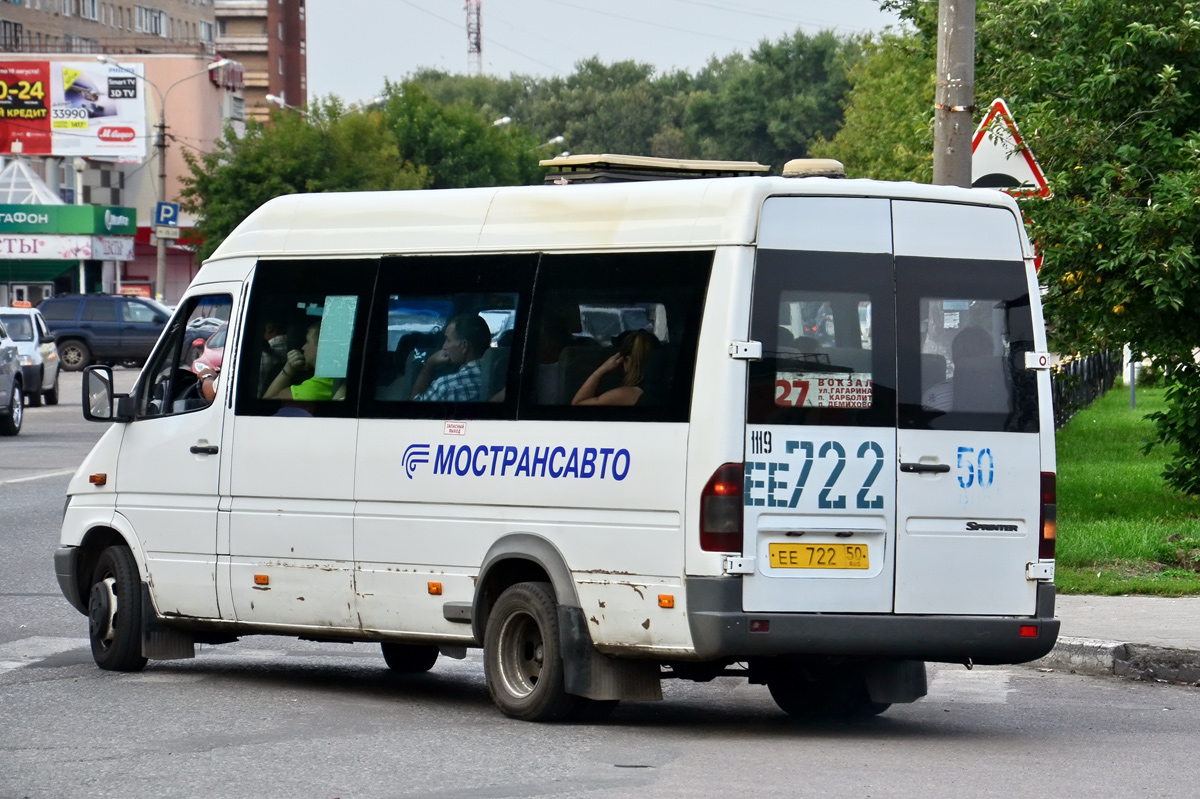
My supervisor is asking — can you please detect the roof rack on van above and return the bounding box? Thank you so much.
[539,153,769,185]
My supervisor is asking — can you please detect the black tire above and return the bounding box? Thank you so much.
[0,382,22,436]
[484,581,579,721]
[26,372,42,407]
[766,662,890,721]
[43,372,58,406]
[380,642,439,673]
[58,339,92,372]
[88,545,147,672]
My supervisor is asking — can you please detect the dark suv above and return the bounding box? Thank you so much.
[37,294,171,371]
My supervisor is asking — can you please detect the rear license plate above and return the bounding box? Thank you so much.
[768,543,869,570]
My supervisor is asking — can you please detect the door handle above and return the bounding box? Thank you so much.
[189,444,219,455]
[900,462,950,473]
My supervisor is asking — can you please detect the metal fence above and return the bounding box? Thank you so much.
[1051,350,1122,429]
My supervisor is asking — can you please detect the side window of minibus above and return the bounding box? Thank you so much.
[359,254,536,420]
[520,251,712,423]
[234,259,376,419]
[138,293,233,418]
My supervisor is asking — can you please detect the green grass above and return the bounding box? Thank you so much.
[1055,384,1200,595]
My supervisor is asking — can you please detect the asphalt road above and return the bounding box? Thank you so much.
[3,370,1200,798]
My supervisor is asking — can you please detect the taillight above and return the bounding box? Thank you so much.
[1039,472,1056,560]
[700,463,743,552]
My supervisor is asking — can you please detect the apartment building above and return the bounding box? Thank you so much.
[214,0,304,121]
[0,0,218,55]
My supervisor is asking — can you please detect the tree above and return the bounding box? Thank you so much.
[408,31,867,169]
[181,85,548,260]
[828,1,1200,493]
[809,30,934,182]
[380,81,543,189]
[683,30,864,168]
[180,100,427,260]
[971,0,1200,493]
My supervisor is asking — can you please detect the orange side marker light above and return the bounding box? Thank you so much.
[658,594,674,608]
[89,473,107,486]
[254,574,269,586]
[428,582,443,595]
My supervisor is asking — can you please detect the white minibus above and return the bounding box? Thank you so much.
[57,159,1059,721]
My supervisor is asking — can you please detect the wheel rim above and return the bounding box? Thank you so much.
[61,345,83,368]
[496,608,545,699]
[10,386,21,427]
[88,576,119,650]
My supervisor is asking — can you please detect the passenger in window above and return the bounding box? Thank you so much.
[410,312,491,402]
[535,310,576,403]
[922,325,993,411]
[571,329,658,407]
[262,320,346,401]
[257,317,290,396]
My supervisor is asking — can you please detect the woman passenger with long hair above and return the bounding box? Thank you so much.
[571,329,657,407]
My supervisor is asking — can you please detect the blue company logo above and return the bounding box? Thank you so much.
[402,443,631,481]
[402,444,431,478]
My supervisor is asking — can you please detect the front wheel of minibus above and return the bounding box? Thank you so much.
[87,545,148,672]
[484,581,580,721]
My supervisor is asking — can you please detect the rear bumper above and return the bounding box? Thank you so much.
[686,577,1059,665]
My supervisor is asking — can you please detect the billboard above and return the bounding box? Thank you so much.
[0,61,147,159]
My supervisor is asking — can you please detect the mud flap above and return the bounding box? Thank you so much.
[558,605,662,701]
[864,659,928,704]
[140,583,196,660]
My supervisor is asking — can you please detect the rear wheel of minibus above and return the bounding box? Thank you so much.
[483,582,617,722]
[765,658,890,720]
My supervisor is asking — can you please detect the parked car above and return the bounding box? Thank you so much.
[0,302,60,406]
[0,318,22,435]
[37,294,172,371]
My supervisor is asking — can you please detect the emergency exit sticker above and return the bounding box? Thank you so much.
[775,372,873,409]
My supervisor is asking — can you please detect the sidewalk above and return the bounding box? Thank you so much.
[1033,594,1200,683]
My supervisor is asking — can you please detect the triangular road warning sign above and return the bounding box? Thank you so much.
[971,98,1050,199]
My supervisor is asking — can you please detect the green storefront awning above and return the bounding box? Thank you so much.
[0,260,76,282]
[0,205,137,236]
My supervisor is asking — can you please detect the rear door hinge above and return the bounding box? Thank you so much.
[1026,561,1055,581]
[723,556,755,575]
[729,340,762,360]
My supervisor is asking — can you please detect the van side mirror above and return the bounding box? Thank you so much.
[82,365,132,423]
[42,332,56,344]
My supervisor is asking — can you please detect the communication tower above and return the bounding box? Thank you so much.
[466,1,483,77]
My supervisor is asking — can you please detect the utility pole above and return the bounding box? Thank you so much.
[933,0,976,187]
[155,112,167,303]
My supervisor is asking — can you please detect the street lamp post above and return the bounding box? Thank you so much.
[266,94,383,132]
[96,55,231,303]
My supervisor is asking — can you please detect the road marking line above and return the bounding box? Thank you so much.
[0,469,76,485]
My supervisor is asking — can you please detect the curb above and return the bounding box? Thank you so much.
[1030,636,1200,684]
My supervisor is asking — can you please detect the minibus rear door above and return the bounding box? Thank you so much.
[742,197,898,613]
[891,201,1042,616]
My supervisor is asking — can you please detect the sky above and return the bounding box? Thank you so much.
[305,0,901,105]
